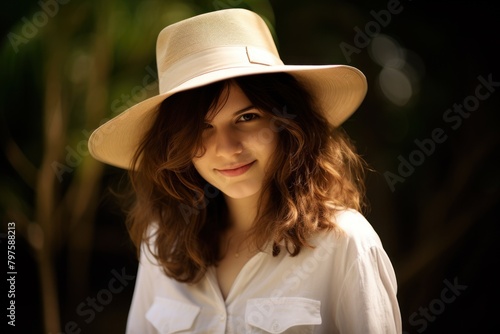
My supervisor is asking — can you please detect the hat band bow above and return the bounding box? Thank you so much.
[158,46,284,94]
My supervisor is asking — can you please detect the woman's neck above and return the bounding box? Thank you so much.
[224,192,262,233]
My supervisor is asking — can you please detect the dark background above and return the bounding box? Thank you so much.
[1,0,499,333]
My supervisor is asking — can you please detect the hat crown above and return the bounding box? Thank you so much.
[155,9,281,93]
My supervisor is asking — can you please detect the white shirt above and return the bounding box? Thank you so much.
[126,209,402,333]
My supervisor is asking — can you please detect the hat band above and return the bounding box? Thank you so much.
[158,46,284,93]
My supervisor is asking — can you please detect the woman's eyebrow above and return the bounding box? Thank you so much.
[232,105,256,116]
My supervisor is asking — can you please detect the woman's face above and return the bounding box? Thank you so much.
[192,83,278,199]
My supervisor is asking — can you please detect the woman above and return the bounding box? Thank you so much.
[89,8,401,334]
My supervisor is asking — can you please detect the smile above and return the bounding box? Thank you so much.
[216,161,256,177]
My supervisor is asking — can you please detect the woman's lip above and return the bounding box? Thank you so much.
[216,161,255,177]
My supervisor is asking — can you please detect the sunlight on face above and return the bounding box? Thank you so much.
[192,83,278,199]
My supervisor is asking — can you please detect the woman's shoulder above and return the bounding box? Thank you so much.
[334,209,381,241]
[312,209,384,255]
[137,223,162,266]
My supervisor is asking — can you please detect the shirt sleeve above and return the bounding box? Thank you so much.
[335,244,402,334]
[126,244,157,334]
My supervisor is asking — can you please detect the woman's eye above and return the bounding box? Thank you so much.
[238,113,259,122]
[202,122,213,129]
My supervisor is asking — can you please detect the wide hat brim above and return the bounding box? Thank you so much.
[88,64,367,170]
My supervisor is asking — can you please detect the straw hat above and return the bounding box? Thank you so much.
[88,8,367,169]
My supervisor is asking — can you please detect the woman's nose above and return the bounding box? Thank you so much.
[214,128,243,157]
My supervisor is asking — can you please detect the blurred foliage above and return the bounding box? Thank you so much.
[1,0,499,333]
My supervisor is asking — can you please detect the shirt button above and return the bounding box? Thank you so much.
[272,322,280,331]
[219,314,226,321]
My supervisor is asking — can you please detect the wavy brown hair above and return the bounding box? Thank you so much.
[126,73,367,283]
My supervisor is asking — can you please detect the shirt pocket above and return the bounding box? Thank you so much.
[245,297,321,333]
[146,297,200,334]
